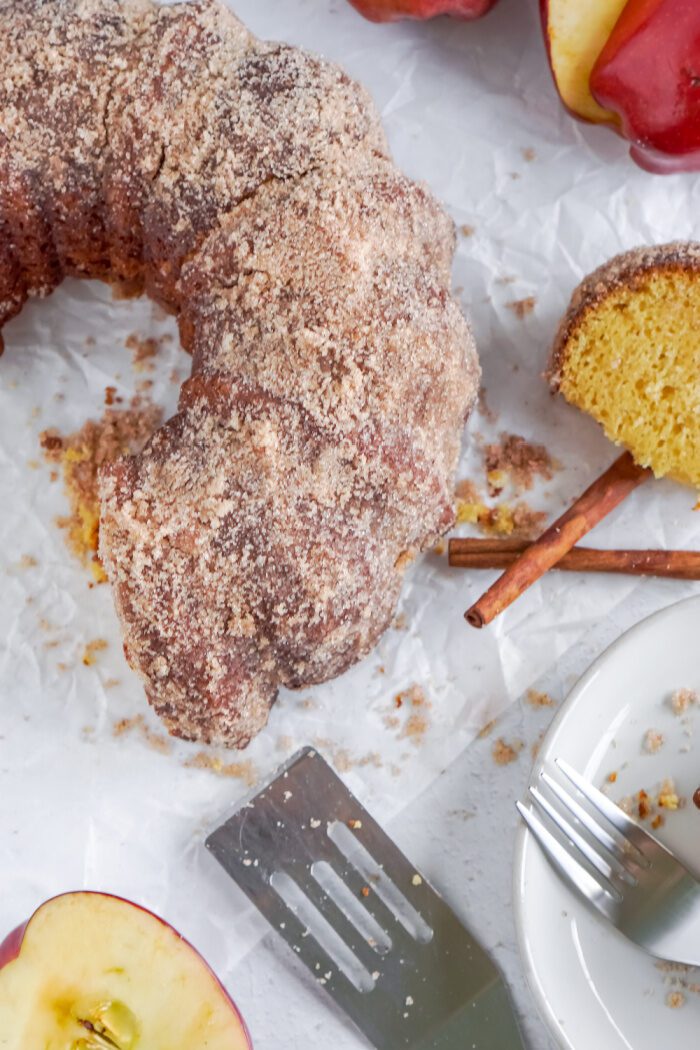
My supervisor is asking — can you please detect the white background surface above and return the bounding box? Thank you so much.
[2,0,700,1046]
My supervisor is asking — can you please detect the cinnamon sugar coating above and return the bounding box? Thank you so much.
[0,0,479,746]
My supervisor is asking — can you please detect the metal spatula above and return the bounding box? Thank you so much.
[206,747,525,1049]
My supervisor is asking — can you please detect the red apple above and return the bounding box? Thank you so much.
[347,0,498,23]
[591,0,700,172]
[0,892,252,1049]
[540,0,629,123]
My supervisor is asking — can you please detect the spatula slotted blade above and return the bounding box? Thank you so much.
[206,747,524,1050]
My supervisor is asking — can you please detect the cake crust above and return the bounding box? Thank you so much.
[549,242,700,388]
[0,0,479,746]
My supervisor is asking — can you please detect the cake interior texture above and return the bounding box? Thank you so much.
[555,264,700,488]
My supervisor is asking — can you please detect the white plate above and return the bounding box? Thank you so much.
[514,596,700,1050]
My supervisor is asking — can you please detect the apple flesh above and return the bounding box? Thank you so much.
[541,0,629,123]
[347,0,498,22]
[0,892,251,1049]
[591,0,700,172]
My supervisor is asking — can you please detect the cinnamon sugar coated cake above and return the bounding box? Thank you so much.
[0,0,479,746]
[549,244,700,488]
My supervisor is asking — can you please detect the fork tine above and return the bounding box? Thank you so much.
[540,772,641,880]
[530,785,629,886]
[555,758,653,855]
[517,801,619,910]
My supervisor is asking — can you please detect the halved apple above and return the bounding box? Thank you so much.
[0,892,251,1049]
[347,0,498,22]
[541,0,630,123]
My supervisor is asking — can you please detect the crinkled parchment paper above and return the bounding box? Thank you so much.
[2,0,700,1036]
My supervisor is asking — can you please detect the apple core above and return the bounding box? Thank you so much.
[0,893,251,1050]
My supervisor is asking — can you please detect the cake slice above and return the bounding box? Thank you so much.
[549,243,700,488]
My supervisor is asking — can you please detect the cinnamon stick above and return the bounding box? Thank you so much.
[464,452,652,628]
[450,538,700,579]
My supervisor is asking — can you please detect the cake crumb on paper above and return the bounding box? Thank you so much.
[506,296,536,320]
[113,713,171,755]
[526,688,555,708]
[455,492,547,541]
[40,397,162,581]
[492,737,523,766]
[477,387,497,424]
[125,331,172,372]
[391,685,432,747]
[82,638,108,666]
[312,739,383,774]
[183,750,256,784]
[15,554,38,570]
[643,729,664,754]
[484,433,557,493]
[531,731,546,760]
[670,688,697,715]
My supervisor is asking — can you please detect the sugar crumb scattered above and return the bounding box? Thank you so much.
[40,397,162,581]
[183,750,257,785]
[670,687,697,715]
[643,729,664,754]
[492,737,523,766]
[113,713,172,755]
[526,688,554,708]
[82,638,108,666]
[484,433,557,493]
[125,332,160,372]
[506,296,536,320]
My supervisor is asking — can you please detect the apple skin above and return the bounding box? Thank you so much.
[0,921,27,968]
[591,0,700,173]
[347,0,498,23]
[0,891,253,1049]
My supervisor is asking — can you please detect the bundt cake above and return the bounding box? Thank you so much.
[0,0,479,747]
[549,244,700,490]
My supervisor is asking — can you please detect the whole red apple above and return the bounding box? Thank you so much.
[0,892,252,1049]
[591,0,700,172]
[348,0,498,22]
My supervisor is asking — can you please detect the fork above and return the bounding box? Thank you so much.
[518,758,700,965]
